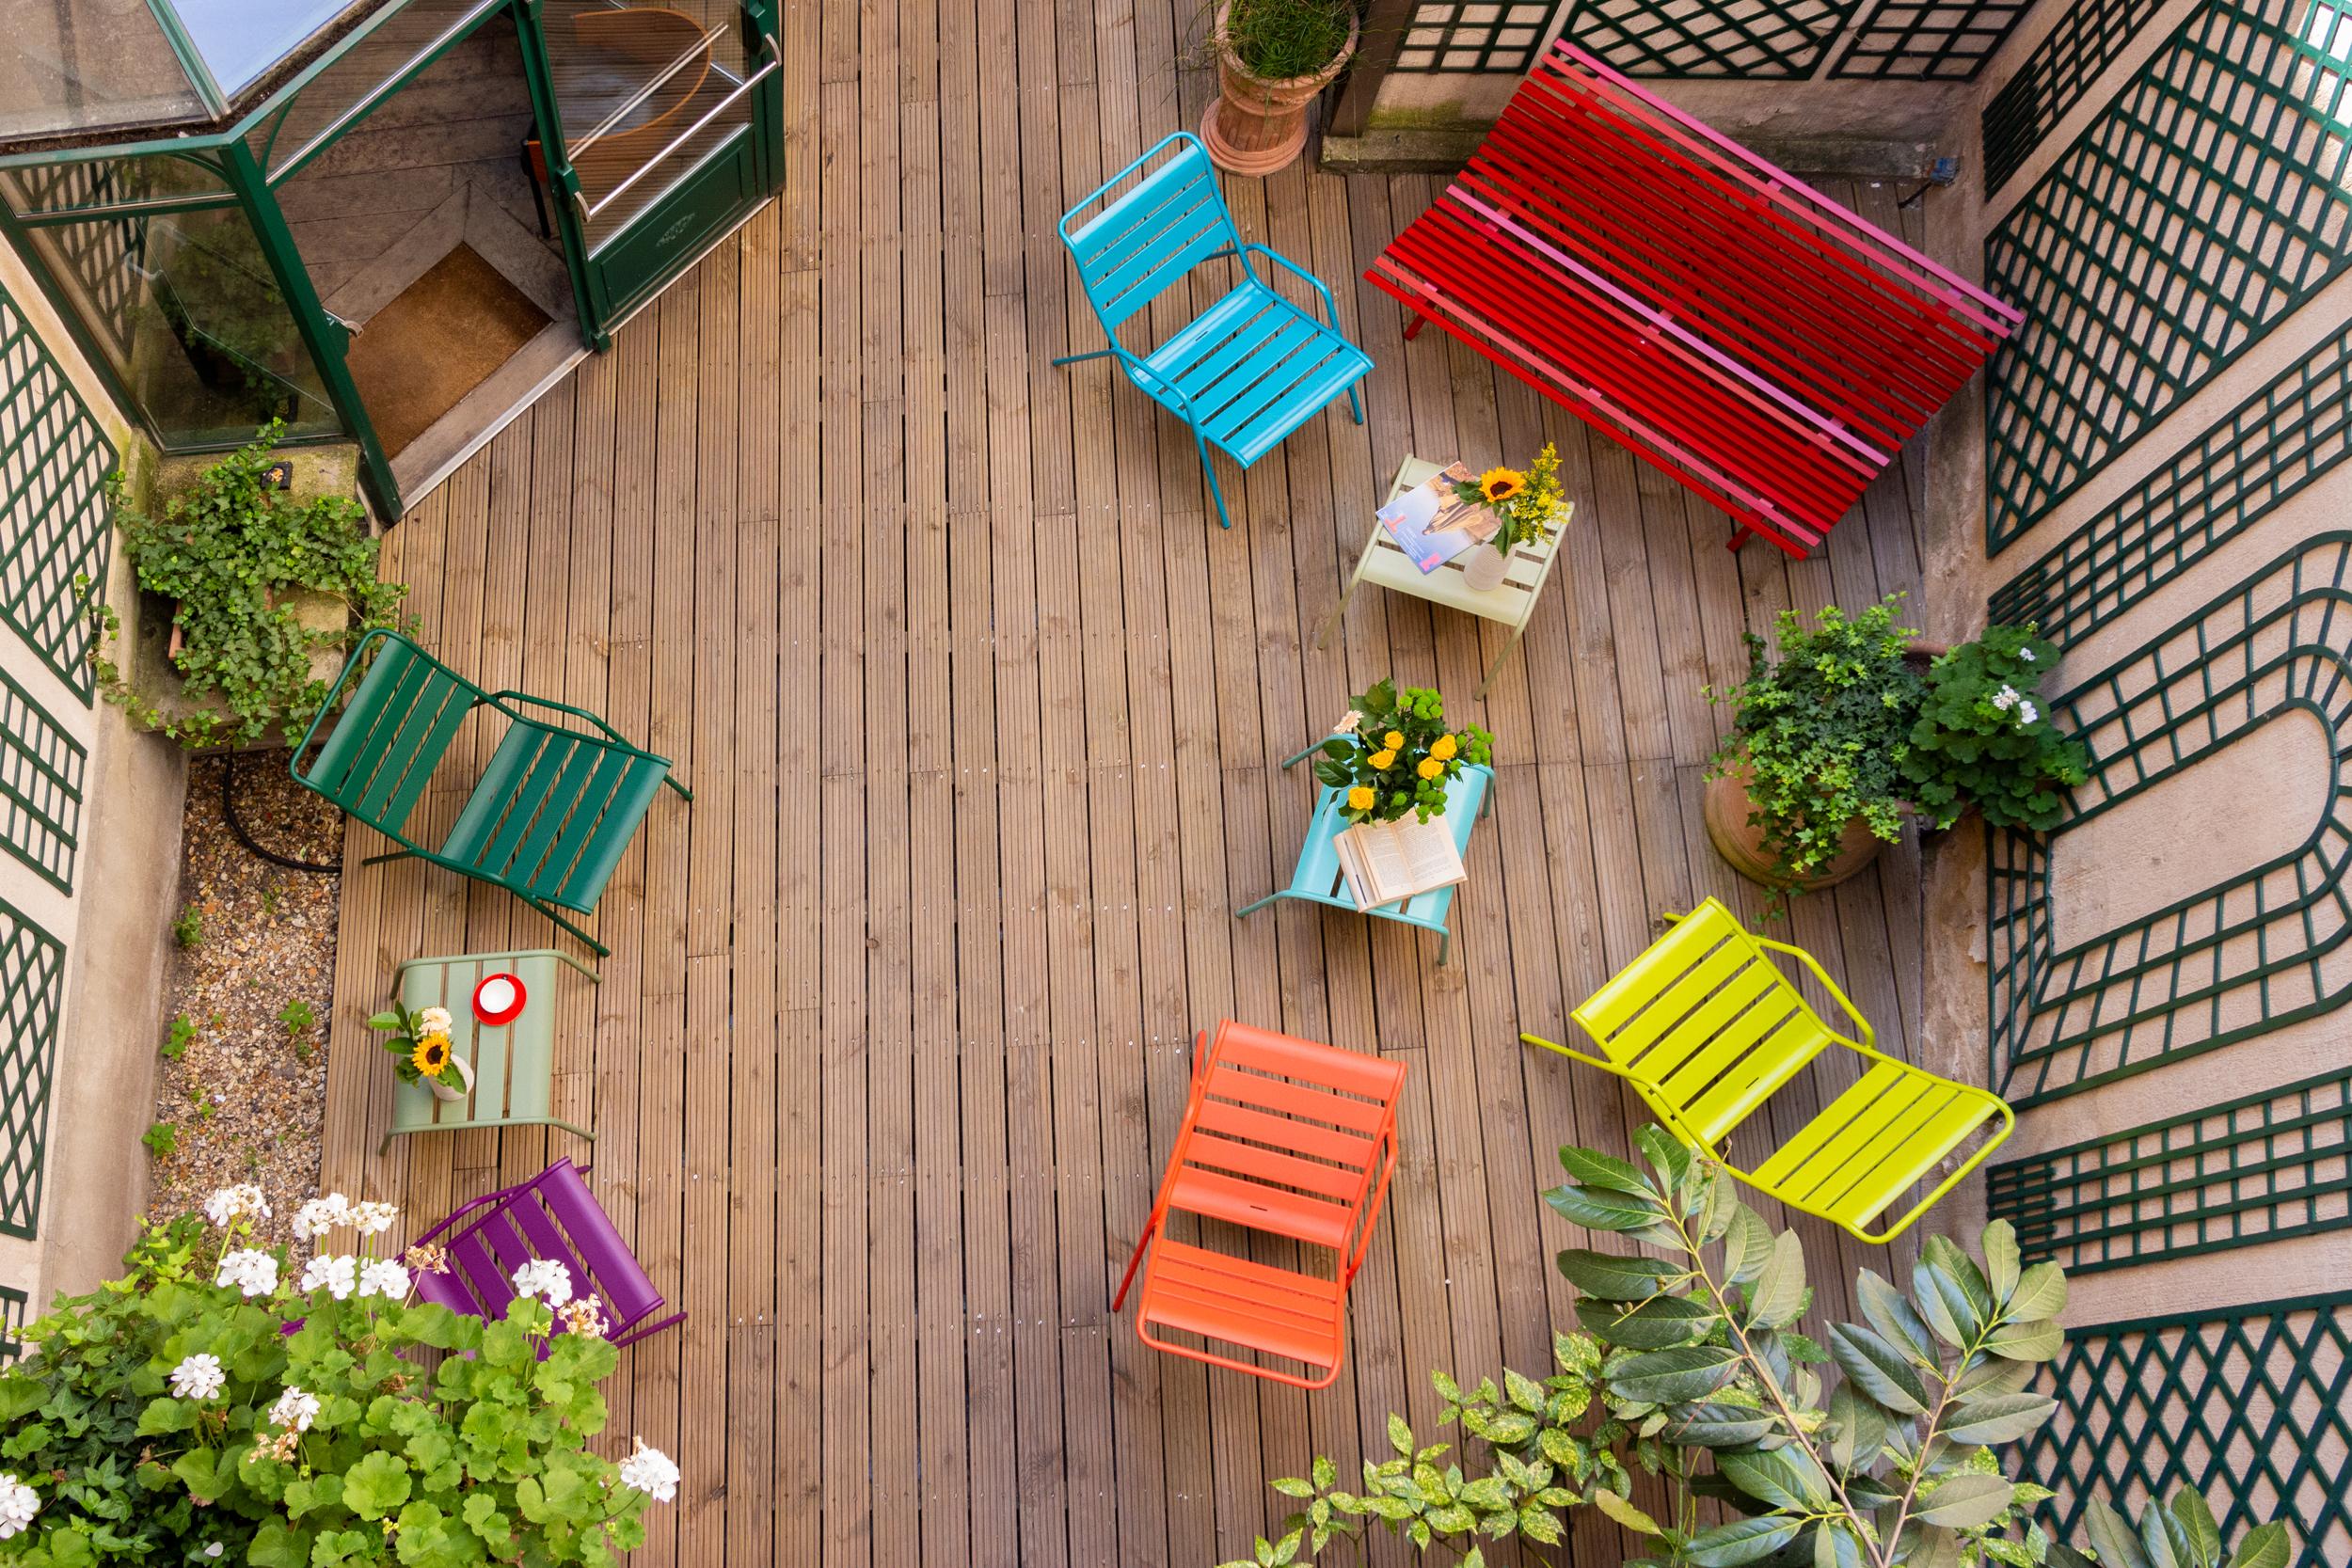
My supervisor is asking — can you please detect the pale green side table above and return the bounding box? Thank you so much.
[382,948,596,1154]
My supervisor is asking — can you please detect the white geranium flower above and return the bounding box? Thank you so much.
[348,1200,400,1238]
[291,1193,353,1241]
[201,1544,224,1560]
[298,1254,358,1300]
[2018,700,2040,726]
[202,1184,269,1227]
[215,1248,279,1298]
[557,1295,610,1338]
[511,1258,573,1307]
[2020,646,2037,661]
[0,1474,37,1540]
[1990,684,2019,711]
[416,1006,453,1037]
[268,1386,322,1433]
[168,1353,226,1401]
[358,1259,411,1300]
[616,1439,679,1503]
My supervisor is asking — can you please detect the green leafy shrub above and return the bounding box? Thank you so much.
[0,1188,675,1567]
[1219,0,1355,78]
[1705,596,1924,902]
[1313,680,1494,825]
[171,907,204,948]
[141,1121,179,1159]
[91,423,411,749]
[1900,626,2088,832]
[2071,1490,2288,1568]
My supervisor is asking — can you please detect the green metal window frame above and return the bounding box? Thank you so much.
[1981,0,2352,554]
[1830,0,2038,79]
[1987,533,2352,1105]
[1393,2,1560,71]
[1985,1069,2352,1273]
[2023,1292,2352,1568]
[0,668,85,895]
[1563,0,1865,76]
[0,272,117,703]
[1987,317,2352,652]
[0,1284,24,1364]
[0,895,65,1241]
[1982,0,2169,193]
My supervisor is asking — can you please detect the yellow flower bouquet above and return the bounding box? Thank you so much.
[1452,441,1568,556]
[1315,680,1493,824]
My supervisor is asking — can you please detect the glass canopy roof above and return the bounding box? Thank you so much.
[0,0,375,148]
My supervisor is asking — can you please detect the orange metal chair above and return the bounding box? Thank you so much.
[1112,1020,1407,1389]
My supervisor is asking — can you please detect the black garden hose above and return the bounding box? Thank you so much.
[220,749,342,876]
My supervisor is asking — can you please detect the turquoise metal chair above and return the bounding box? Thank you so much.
[1054,131,1373,528]
[1236,737,1493,964]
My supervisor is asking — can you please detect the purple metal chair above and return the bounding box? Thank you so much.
[410,1158,682,1350]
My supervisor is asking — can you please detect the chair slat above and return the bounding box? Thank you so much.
[475,730,584,876]
[1183,1130,1369,1202]
[543,756,669,911]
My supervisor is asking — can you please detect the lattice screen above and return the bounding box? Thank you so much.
[1987,534,2352,1105]
[0,272,116,702]
[1988,318,2352,651]
[0,897,64,1240]
[1986,1069,2352,1272]
[1560,0,1861,74]
[2025,1293,2352,1568]
[1395,2,1560,70]
[1981,0,2169,192]
[0,669,85,895]
[0,1284,22,1363]
[1831,0,2037,77]
[1981,0,2352,554]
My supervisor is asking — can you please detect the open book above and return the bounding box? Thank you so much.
[1377,462,1499,574]
[1333,816,1468,910]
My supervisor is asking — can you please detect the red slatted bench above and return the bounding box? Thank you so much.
[1366,41,2021,558]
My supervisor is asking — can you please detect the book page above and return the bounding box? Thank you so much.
[1348,817,1466,903]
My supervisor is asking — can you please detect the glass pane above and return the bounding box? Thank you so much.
[163,0,354,96]
[1,184,338,448]
[256,0,505,178]
[4,153,230,216]
[538,1,759,250]
[0,0,204,141]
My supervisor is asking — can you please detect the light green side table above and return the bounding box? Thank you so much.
[382,948,596,1154]
[1316,454,1571,697]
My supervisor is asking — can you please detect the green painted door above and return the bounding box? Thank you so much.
[516,0,782,344]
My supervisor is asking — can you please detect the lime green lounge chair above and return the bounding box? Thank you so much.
[1522,897,2012,1243]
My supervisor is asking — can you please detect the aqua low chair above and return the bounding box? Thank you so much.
[292,630,689,958]
[1054,131,1373,528]
[1522,898,2012,1243]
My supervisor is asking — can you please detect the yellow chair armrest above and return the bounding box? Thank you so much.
[1518,1033,1715,1152]
[1752,935,1876,1049]
[1851,1090,2016,1244]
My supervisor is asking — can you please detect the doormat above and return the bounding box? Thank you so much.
[344,243,550,458]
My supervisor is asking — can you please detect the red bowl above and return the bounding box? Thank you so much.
[472,971,527,1026]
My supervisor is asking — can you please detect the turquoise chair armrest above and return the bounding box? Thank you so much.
[1243,243,1345,327]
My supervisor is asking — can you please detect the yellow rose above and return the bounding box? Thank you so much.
[1431,734,1458,761]
[1346,785,1375,812]
[1370,749,1397,769]
[1383,731,1405,751]
[1417,758,1443,780]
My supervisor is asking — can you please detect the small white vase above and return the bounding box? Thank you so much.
[1461,543,1512,592]
[427,1056,475,1103]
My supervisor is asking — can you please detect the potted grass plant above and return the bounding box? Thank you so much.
[1202,0,1359,175]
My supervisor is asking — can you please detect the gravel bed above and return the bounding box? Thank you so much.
[146,753,341,1251]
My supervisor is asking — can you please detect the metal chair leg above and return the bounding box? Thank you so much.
[1052,346,1117,367]
[1345,384,1364,424]
[1315,574,1361,651]
[1197,432,1233,528]
[1234,890,1288,920]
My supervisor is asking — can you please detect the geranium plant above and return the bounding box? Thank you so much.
[1314,680,1493,825]
[0,1187,674,1567]
[1452,443,1568,555]
[1900,626,2088,832]
[366,1001,464,1089]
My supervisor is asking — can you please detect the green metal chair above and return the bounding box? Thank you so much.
[292,630,688,957]
[1522,897,2013,1243]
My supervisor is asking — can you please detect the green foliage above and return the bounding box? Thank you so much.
[1705,596,1924,907]
[0,1196,664,1567]
[276,999,315,1039]
[162,1015,197,1059]
[1452,444,1570,554]
[365,1002,463,1089]
[1219,0,1355,79]
[2071,1490,2291,1568]
[90,424,411,750]
[141,1121,178,1159]
[1899,626,2089,832]
[1223,1336,1639,1567]
[170,907,204,949]
[1312,680,1494,825]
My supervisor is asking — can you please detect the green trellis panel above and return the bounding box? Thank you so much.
[0,1284,23,1364]
[1563,0,1865,75]
[1830,0,2038,79]
[0,272,116,703]
[1981,0,2352,554]
[2023,1292,2352,1568]
[1987,317,2352,651]
[1985,1069,2352,1273]
[1393,2,1560,71]
[1981,0,2170,193]
[0,896,64,1240]
[1986,533,2352,1105]
[0,667,85,894]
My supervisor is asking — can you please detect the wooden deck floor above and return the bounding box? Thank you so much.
[321,3,1936,1561]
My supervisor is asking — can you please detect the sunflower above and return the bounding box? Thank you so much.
[411,1033,453,1077]
[1478,467,1526,504]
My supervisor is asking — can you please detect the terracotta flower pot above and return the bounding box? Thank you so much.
[1704,761,1887,894]
[1201,4,1359,176]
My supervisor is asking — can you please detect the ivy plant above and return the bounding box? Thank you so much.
[1899,626,2089,833]
[90,422,411,749]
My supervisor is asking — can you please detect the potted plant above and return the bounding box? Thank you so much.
[1451,441,1567,592]
[1703,596,1927,906]
[1202,0,1360,175]
[1313,678,1493,824]
[1900,624,2089,832]
[365,1001,471,1101]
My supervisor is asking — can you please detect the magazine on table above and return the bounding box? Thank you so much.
[1333,816,1467,910]
[1377,462,1498,574]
